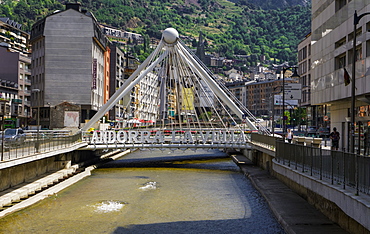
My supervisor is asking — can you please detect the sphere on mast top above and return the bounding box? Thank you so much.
[162,28,179,44]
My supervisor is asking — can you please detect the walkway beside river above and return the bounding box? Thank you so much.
[232,155,348,234]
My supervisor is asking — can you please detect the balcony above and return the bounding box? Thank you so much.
[24,79,31,85]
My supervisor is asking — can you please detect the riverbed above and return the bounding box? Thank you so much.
[0,149,285,233]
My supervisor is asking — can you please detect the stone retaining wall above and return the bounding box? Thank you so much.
[0,150,94,192]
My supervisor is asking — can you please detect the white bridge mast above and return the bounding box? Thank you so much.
[82,28,259,132]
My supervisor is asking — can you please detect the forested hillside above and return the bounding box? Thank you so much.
[231,0,309,10]
[0,0,311,64]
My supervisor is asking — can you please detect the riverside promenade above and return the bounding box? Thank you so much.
[232,155,349,234]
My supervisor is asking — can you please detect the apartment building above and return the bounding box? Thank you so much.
[136,72,159,123]
[108,44,127,126]
[0,18,29,53]
[101,25,144,44]
[311,0,370,151]
[108,43,155,128]
[0,18,31,127]
[30,3,110,128]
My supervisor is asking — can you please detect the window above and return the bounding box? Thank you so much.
[335,37,346,48]
[348,28,362,41]
[348,45,362,63]
[298,46,307,61]
[335,0,347,12]
[302,75,307,87]
[335,53,346,70]
[366,40,370,57]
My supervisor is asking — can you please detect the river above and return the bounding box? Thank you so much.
[0,149,285,234]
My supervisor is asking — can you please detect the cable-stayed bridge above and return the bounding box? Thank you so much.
[80,28,270,151]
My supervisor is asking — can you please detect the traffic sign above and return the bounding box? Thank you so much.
[274,95,298,106]
[284,83,301,89]
[284,83,302,100]
[284,89,302,100]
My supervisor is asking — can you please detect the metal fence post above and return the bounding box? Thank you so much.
[302,144,305,173]
[320,145,322,180]
[331,150,334,185]
[343,150,345,190]
[356,154,359,195]
[288,142,291,167]
[280,141,286,165]
[1,115,4,161]
[295,144,298,170]
[310,145,313,176]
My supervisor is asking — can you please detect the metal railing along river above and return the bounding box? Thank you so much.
[275,140,370,196]
[0,131,82,162]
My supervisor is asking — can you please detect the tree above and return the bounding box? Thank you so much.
[292,107,306,127]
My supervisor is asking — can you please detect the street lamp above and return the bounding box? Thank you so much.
[32,89,41,153]
[350,11,370,153]
[282,67,300,138]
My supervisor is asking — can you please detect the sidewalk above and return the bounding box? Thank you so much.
[232,155,349,234]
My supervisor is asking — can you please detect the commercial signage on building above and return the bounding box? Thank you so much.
[92,58,97,89]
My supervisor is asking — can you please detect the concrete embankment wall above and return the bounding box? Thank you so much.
[0,150,95,192]
[243,148,370,233]
[272,161,370,233]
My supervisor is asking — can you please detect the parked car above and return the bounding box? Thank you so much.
[305,126,317,137]
[1,128,26,145]
[317,127,330,138]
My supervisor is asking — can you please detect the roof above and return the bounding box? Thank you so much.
[0,18,22,30]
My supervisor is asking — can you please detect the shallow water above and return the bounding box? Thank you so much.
[0,149,285,234]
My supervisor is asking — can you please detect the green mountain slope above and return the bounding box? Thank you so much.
[0,0,311,64]
[230,0,310,10]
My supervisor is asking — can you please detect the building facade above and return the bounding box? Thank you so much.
[30,3,110,129]
[0,18,29,53]
[0,18,31,127]
[224,78,298,129]
[311,0,370,152]
[101,25,144,44]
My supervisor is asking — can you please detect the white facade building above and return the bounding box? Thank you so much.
[311,0,370,152]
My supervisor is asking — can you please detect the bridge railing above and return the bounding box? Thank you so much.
[0,132,82,162]
[250,132,281,151]
[80,129,253,150]
[275,140,370,196]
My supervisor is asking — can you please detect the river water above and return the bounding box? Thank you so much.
[0,149,285,234]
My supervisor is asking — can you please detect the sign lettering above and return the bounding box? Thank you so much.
[90,130,247,144]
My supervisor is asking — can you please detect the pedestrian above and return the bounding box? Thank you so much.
[330,127,340,150]
[286,128,294,143]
